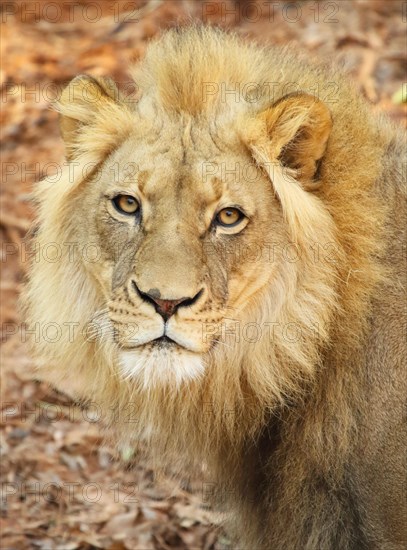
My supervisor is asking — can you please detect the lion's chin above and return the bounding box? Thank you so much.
[118,343,205,389]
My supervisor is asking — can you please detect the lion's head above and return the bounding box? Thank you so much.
[59,81,334,384]
[25,27,384,458]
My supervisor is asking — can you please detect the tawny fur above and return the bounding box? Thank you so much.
[24,26,406,549]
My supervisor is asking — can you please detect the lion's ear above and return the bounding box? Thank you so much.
[58,75,121,160]
[251,93,332,188]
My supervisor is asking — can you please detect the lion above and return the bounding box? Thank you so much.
[24,26,406,549]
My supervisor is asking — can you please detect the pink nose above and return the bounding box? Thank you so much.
[132,282,203,321]
[151,297,189,319]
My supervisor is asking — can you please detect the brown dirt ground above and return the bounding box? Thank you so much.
[1,1,406,549]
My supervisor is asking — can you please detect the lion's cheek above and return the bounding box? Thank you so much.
[228,262,273,311]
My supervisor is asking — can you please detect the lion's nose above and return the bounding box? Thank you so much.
[132,282,203,321]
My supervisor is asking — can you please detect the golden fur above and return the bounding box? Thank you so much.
[24,26,406,549]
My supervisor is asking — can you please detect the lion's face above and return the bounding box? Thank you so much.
[78,115,285,385]
[28,61,334,393]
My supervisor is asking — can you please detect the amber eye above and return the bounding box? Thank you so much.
[113,195,140,215]
[216,207,244,227]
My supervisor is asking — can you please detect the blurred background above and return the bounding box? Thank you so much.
[1,1,406,548]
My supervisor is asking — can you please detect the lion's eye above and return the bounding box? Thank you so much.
[113,195,140,215]
[216,207,244,227]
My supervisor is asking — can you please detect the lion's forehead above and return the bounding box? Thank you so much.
[103,125,255,211]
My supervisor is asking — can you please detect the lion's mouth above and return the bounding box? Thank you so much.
[113,318,209,354]
[151,335,177,348]
[119,334,182,351]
